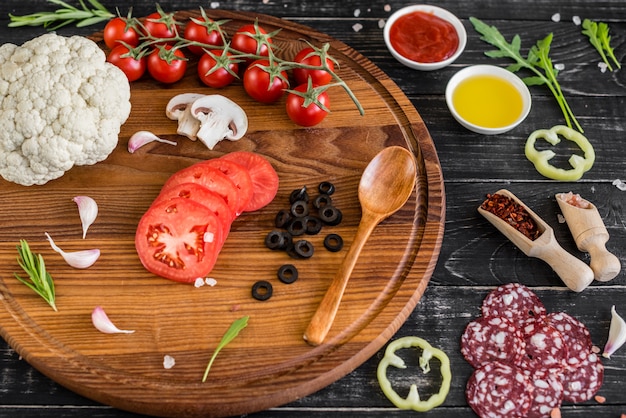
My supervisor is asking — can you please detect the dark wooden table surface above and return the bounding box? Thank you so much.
[0,0,624,417]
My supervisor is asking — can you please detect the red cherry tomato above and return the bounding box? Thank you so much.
[243,59,288,104]
[231,24,272,59]
[286,83,330,127]
[106,44,146,82]
[147,46,187,84]
[143,11,178,41]
[103,17,140,49]
[135,197,223,283]
[220,151,279,212]
[293,47,335,86]
[184,17,224,55]
[197,50,238,88]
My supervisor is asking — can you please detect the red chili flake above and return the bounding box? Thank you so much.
[481,193,541,240]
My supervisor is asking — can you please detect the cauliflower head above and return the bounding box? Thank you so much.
[0,33,131,186]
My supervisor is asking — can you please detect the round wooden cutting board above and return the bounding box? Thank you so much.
[0,10,444,417]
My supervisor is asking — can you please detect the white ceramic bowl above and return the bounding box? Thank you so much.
[445,64,532,135]
[383,5,467,71]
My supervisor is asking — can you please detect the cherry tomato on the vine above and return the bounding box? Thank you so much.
[144,11,179,42]
[243,59,288,104]
[147,46,187,84]
[286,83,330,127]
[184,17,224,55]
[198,50,239,88]
[103,17,140,49]
[293,47,335,86]
[231,24,273,59]
[107,44,146,82]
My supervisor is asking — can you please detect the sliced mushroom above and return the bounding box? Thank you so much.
[165,93,206,140]
[190,95,248,150]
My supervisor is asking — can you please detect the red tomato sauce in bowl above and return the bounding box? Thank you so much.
[389,11,459,63]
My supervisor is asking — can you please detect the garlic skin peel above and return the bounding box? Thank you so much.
[603,305,626,359]
[73,196,98,239]
[92,306,135,334]
[45,232,100,269]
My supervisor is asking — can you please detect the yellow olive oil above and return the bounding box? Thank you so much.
[452,74,524,128]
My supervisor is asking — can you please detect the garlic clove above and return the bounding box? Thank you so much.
[92,306,135,334]
[603,305,626,358]
[128,130,177,153]
[73,196,98,239]
[45,232,100,269]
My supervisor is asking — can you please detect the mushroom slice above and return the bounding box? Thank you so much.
[165,93,206,140]
[190,95,248,150]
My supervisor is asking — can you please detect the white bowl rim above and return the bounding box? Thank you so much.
[383,4,467,71]
[445,64,532,134]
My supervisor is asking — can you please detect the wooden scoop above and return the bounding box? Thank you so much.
[478,189,594,292]
[303,146,417,346]
[555,192,621,282]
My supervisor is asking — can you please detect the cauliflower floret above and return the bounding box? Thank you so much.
[0,33,131,186]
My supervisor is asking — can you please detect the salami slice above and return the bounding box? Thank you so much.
[466,361,533,418]
[546,311,593,368]
[526,368,564,418]
[461,316,526,368]
[481,283,547,328]
[562,351,604,403]
[520,320,568,374]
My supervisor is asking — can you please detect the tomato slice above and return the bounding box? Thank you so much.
[153,182,232,243]
[220,151,279,212]
[161,163,241,218]
[199,159,254,214]
[135,198,223,283]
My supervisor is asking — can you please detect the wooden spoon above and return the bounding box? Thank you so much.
[303,146,417,346]
[478,189,594,292]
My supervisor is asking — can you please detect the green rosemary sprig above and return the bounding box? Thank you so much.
[14,240,57,311]
[8,0,115,30]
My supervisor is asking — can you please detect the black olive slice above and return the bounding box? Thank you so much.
[323,233,344,252]
[318,205,343,226]
[289,186,309,204]
[289,239,314,259]
[275,209,292,228]
[251,280,273,301]
[313,193,333,209]
[318,181,335,195]
[290,200,309,217]
[277,264,299,284]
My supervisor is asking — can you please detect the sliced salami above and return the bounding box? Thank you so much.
[466,361,533,418]
[461,316,526,368]
[546,311,593,368]
[519,320,568,374]
[562,351,604,403]
[525,368,564,418]
[481,283,547,328]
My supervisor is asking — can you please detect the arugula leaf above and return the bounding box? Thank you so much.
[202,316,249,382]
[470,17,583,133]
[582,19,621,71]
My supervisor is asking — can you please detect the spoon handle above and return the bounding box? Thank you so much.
[304,211,379,346]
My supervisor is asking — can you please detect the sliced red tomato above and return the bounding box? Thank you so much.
[199,159,254,213]
[221,151,279,211]
[135,197,223,283]
[161,163,241,218]
[153,182,232,243]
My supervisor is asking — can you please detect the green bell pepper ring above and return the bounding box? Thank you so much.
[525,125,595,181]
[376,336,451,412]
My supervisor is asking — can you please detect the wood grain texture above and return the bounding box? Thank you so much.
[0,9,444,418]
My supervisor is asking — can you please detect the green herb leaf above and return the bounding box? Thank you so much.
[201,315,249,382]
[582,19,621,71]
[8,0,114,30]
[14,240,57,311]
[470,17,583,133]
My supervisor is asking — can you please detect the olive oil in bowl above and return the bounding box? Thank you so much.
[445,65,531,134]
